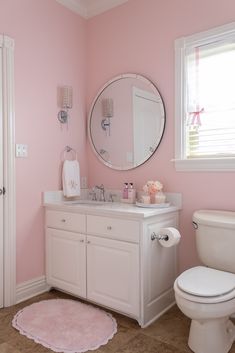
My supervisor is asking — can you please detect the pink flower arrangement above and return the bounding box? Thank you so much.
[143,180,163,195]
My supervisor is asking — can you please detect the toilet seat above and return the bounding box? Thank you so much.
[174,266,235,304]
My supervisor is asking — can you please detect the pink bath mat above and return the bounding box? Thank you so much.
[12,299,117,353]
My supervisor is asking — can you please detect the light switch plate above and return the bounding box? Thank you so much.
[16,144,28,158]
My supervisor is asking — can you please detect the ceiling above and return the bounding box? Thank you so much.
[55,0,129,19]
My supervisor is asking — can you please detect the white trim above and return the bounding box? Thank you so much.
[16,276,50,304]
[85,0,129,19]
[55,0,129,19]
[0,45,3,308]
[1,35,16,307]
[174,22,235,172]
[175,37,186,162]
[182,21,235,47]
[56,0,87,18]
[139,301,175,328]
[174,158,235,172]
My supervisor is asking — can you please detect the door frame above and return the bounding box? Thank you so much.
[132,86,161,165]
[1,35,16,307]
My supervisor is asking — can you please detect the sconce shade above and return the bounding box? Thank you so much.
[102,98,113,118]
[58,86,73,124]
[62,86,73,109]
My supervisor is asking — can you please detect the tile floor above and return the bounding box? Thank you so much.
[0,289,235,353]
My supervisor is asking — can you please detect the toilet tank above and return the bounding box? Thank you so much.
[193,210,235,273]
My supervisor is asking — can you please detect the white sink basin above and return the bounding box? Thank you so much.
[63,200,105,206]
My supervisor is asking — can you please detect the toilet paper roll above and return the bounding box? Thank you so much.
[158,227,181,248]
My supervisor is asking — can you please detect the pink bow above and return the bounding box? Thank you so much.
[188,108,204,126]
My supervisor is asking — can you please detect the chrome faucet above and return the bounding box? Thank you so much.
[95,184,105,202]
[89,187,97,201]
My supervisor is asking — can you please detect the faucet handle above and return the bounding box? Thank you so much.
[89,189,97,201]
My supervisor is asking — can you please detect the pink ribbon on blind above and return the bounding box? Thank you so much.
[188,108,204,126]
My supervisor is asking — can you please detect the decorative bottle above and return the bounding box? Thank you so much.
[128,183,136,203]
[123,183,129,199]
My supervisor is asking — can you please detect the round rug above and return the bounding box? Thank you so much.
[12,299,117,353]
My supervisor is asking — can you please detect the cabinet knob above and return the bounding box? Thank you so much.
[80,239,84,243]
[61,219,66,223]
[107,226,112,230]
[87,240,91,244]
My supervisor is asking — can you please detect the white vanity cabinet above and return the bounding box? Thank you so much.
[45,204,179,327]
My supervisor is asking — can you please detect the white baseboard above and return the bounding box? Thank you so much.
[16,276,50,304]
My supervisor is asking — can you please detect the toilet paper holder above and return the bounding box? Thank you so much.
[151,232,169,241]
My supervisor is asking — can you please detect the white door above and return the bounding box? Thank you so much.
[133,87,164,165]
[0,46,3,308]
[46,228,86,298]
[0,35,15,308]
[87,235,140,317]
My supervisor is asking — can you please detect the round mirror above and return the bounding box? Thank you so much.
[88,74,165,170]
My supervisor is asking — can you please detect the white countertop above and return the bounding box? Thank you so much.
[44,199,180,219]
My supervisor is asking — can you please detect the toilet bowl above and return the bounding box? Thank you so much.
[174,210,235,353]
[174,266,235,353]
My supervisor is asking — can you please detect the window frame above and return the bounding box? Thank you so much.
[174,22,235,172]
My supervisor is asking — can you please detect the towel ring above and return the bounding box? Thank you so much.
[62,146,77,161]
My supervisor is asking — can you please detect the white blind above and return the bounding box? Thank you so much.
[186,40,235,158]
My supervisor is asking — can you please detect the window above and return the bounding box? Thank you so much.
[175,22,235,171]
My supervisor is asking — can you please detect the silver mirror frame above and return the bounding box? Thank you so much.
[88,73,166,171]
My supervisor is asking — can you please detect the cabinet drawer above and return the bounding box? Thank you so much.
[46,210,86,233]
[87,215,139,243]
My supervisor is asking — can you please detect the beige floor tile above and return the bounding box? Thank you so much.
[1,290,235,353]
[94,325,139,353]
[0,342,21,353]
[114,333,186,353]
[143,305,191,352]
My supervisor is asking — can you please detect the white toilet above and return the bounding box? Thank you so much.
[174,210,235,353]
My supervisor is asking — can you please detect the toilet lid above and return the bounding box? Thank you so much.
[177,266,235,297]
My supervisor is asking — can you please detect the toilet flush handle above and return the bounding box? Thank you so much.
[192,221,198,229]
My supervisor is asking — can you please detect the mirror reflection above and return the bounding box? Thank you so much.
[88,74,165,170]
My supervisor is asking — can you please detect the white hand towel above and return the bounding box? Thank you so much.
[62,160,81,197]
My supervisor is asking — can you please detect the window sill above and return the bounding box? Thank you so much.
[174,158,235,172]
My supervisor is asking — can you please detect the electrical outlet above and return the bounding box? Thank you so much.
[15,144,28,158]
[81,176,87,189]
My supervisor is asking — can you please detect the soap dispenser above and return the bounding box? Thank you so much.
[128,183,136,202]
[123,183,129,199]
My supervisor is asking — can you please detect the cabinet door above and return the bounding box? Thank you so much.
[87,235,139,317]
[46,228,86,298]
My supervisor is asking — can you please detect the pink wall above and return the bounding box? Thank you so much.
[87,0,235,271]
[1,0,235,285]
[0,0,87,283]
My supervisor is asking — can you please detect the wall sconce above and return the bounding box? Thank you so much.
[58,86,73,124]
[101,98,113,134]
